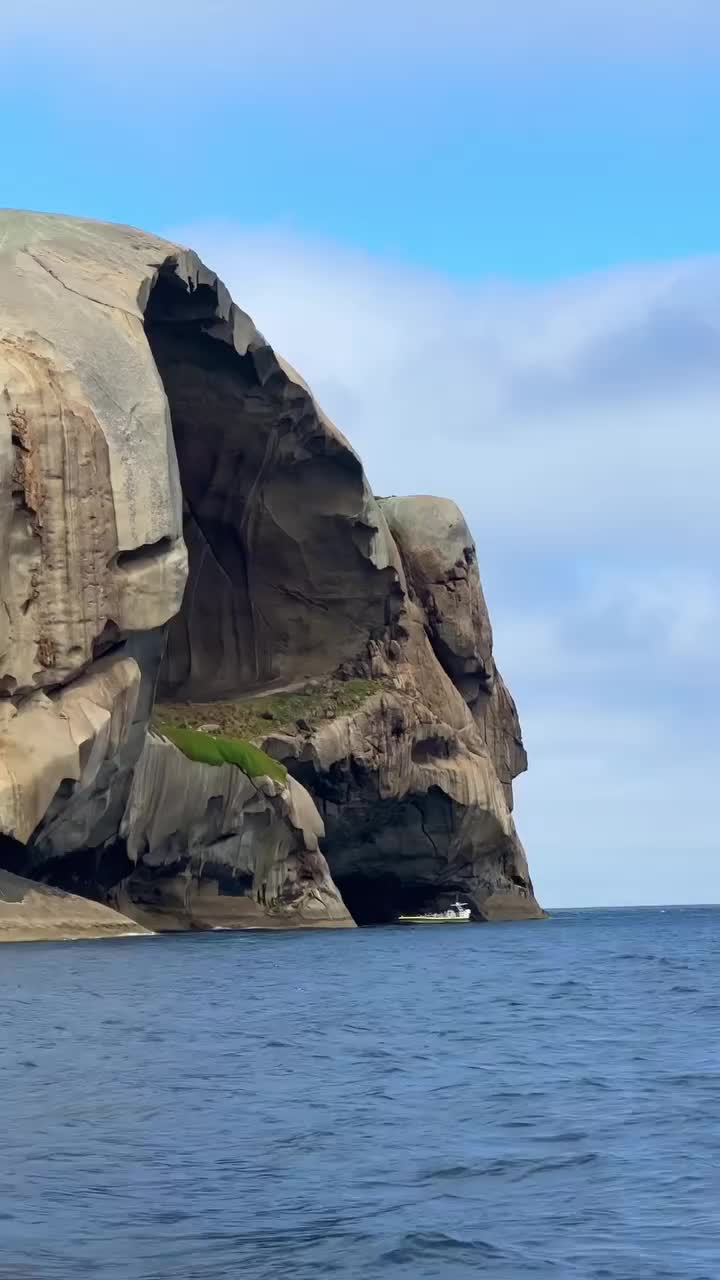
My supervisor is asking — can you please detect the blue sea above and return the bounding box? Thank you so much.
[1,907,719,1279]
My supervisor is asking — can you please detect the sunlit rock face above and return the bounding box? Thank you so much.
[0,210,541,935]
[0,212,187,698]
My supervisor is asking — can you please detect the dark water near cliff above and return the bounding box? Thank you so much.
[2,907,720,1279]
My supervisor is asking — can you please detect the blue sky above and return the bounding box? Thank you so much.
[5,1,720,278]
[4,1,720,905]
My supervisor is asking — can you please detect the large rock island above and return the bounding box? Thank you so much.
[0,210,542,937]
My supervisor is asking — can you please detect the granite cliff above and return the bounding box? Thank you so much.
[0,209,542,938]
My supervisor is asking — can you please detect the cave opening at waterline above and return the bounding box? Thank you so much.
[331,875,454,926]
[288,765,469,925]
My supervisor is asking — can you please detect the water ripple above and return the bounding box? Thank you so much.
[1,906,720,1278]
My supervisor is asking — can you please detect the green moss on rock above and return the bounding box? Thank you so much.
[155,723,287,783]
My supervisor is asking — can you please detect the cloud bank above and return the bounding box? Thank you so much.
[166,222,720,906]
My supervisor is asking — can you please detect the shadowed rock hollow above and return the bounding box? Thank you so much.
[0,209,542,936]
[145,266,404,700]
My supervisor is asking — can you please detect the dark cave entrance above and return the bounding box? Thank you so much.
[289,766,469,926]
[332,874,442,926]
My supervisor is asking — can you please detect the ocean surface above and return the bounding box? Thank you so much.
[1,907,719,1279]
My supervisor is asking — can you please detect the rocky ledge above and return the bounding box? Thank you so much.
[0,869,149,944]
[0,209,542,938]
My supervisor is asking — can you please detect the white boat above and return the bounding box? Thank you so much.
[397,900,471,924]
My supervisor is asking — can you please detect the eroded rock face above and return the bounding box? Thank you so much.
[380,496,494,684]
[259,605,540,922]
[0,653,142,846]
[0,211,353,931]
[112,735,353,931]
[145,273,405,699]
[380,496,527,808]
[0,212,187,697]
[0,209,541,932]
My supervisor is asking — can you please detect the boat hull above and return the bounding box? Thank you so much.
[396,916,471,924]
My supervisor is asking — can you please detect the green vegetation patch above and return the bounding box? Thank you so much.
[153,677,383,743]
[155,723,287,783]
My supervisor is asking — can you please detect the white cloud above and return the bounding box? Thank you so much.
[165,221,720,906]
[582,568,720,666]
[169,226,720,558]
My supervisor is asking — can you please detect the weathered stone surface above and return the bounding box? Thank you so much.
[380,495,494,681]
[0,210,540,931]
[0,868,149,943]
[380,495,527,806]
[144,276,405,700]
[1,208,401,699]
[257,604,540,922]
[111,734,353,931]
[0,211,354,930]
[0,212,188,697]
[0,653,141,844]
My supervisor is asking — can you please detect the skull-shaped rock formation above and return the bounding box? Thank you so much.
[0,210,542,936]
